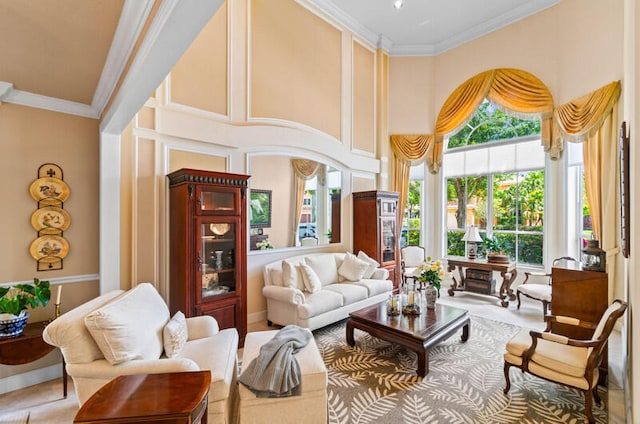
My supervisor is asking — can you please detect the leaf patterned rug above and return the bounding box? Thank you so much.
[313,316,607,424]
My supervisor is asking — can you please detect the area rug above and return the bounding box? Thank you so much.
[314,316,607,424]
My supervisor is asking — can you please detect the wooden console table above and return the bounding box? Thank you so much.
[0,320,67,396]
[446,257,517,307]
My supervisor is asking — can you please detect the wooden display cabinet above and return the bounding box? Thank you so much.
[167,169,249,345]
[352,190,399,287]
[551,259,608,383]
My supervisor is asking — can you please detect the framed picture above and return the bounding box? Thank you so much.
[250,189,272,228]
[619,121,630,258]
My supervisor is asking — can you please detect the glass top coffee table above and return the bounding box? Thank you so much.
[346,302,470,377]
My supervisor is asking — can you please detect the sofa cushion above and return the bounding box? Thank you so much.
[299,263,322,293]
[357,251,380,279]
[282,260,305,291]
[297,291,343,320]
[323,283,368,305]
[338,252,370,282]
[353,279,394,297]
[305,255,339,286]
[84,283,170,365]
[163,311,188,358]
[42,289,125,364]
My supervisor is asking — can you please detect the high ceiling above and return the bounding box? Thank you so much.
[0,0,558,121]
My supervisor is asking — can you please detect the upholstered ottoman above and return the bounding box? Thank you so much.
[238,330,328,424]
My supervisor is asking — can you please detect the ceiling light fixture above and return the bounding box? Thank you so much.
[393,0,404,10]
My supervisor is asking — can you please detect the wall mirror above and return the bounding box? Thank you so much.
[248,154,342,250]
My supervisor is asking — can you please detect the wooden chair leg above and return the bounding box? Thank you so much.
[584,388,595,424]
[503,362,512,394]
[593,385,601,405]
[542,300,548,316]
[516,291,522,309]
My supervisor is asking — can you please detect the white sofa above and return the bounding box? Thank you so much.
[43,283,238,424]
[262,252,393,330]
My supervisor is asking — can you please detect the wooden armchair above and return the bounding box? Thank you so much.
[503,299,627,424]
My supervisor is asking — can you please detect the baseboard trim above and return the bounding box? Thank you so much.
[247,310,266,324]
[0,364,61,395]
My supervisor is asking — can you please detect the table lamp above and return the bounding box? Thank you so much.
[462,225,482,259]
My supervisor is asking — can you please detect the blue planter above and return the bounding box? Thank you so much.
[0,311,29,339]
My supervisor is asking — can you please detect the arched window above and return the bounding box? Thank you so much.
[444,101,545,266]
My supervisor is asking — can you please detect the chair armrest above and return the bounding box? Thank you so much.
[528,330,600,348]
[186,315,219,340]
[543,314,598,331]
[262,285,306,305]
[371,268,390,280]
[67,357,200,379]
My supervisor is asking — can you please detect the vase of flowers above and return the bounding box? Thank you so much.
[415,257,443,309]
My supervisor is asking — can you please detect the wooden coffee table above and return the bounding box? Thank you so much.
[74,371,211,424]
[346,302,470,377]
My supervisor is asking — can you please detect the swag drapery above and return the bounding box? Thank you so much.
[390,68,621,299]
[291,159,323,246]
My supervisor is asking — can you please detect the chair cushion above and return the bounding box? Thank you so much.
[84,283,170,365]
[505,327,589,378]
[163,311,188,358]
[305,255,339,286]
[337,252,370,282]
[517,284,551,302]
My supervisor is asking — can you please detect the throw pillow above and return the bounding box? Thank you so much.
[357,250,380,278]
[282,259,305,291]
[304,255,340,286]
[163,311,188,358]
[84,283,169,365]
[338,252,370,281]
[298,263,322,293]
[269,268,284,287]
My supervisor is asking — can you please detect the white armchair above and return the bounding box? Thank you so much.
[400,245,426,286]
[43,283,239,424]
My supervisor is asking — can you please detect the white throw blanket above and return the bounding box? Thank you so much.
[239,325,312,398]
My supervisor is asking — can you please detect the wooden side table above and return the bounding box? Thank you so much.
[74,371,211,424]
[0,320,67,396]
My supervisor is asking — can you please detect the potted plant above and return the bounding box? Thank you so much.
[0,278,50,338]
[484,236,510,263]
[415,257,444,309]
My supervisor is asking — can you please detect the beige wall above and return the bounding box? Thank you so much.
[0,103,100,379]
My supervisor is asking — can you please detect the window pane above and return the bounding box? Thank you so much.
[494,173,517,231]
[402,180,422,247]
[518,233,543,266]
[518,170,544,232]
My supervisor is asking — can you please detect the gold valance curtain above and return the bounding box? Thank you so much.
[434,68,558,166]
[291,159,322,245]
[390,134,435,229]
[553,81,621,300]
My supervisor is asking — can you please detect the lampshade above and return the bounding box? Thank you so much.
[462,225,482,242]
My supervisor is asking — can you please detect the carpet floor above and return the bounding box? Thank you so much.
[314,315,607,424]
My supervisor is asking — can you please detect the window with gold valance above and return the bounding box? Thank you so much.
[390,68,621,300]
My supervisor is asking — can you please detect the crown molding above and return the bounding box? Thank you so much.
[91,0,155,117]
[0,86,98,118]
[305,0,379,47]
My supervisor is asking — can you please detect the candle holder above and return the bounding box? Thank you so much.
[402,303,421,315]
[387,295,400,316]
[55,303,61,318]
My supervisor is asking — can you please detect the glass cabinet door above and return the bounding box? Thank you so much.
[197,219,237,300]
[381,217,396,263]
[197,187,238,215]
